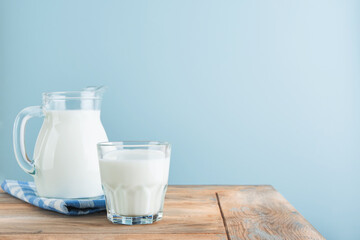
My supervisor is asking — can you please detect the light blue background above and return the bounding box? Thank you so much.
[1,0,359,239]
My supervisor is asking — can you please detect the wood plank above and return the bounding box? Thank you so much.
[0,233,227,240]
[216,185,325,240]
[0,186,226,235]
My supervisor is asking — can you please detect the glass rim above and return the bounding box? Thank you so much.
[43,91,102,100]
[97,141,170,147]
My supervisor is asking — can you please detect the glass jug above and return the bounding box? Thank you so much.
[13,87,108,198]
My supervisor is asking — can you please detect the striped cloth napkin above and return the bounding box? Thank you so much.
[1,180,106,215]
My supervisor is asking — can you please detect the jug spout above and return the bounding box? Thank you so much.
[83,86,106,98]
[79,86,105,110]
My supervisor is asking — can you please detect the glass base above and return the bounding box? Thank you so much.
[107,212,163,225]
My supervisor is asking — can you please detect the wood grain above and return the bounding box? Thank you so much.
[0,185,325,240]
[216,186,325,240]
[0,187,225,235]
[0,234,226,240]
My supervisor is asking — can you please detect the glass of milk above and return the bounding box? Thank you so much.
[97,141,171,225]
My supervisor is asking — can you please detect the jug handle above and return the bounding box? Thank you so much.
[13,106,44,175]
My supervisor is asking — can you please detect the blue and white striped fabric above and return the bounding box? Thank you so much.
[1,180,106,215]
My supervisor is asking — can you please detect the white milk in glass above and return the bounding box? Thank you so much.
[99,150,170,216]
[33,110,108,198]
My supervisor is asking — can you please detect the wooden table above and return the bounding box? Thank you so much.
[0,185,324,239]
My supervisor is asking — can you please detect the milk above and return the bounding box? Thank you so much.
[99,150,170,216]
[33,110,108,198]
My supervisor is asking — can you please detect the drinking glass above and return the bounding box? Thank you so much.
[97,141,171,225]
